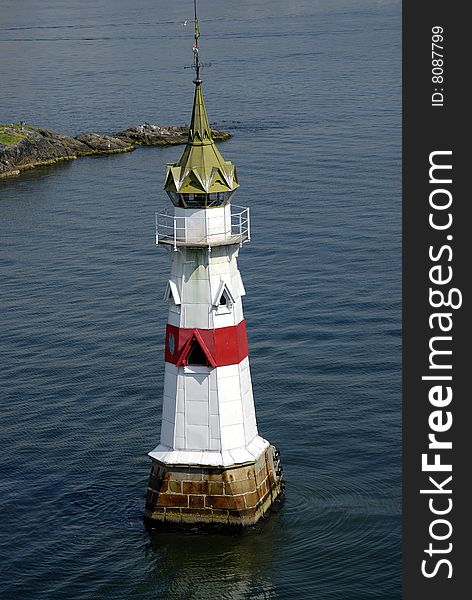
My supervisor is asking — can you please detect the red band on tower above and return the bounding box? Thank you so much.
[165,321,249,367]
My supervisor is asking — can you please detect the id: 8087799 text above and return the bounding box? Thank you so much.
[431,26,444,107]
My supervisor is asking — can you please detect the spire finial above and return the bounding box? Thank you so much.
[163,1,239,198]
[192,0,201,84]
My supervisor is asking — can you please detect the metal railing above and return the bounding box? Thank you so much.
[155,205,250,250]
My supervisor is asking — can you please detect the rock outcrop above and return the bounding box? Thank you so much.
[0,122,231,178]
[74,133,132,153]
[114,123,230,146]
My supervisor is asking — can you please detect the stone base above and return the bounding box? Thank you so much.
[144,445,284,529]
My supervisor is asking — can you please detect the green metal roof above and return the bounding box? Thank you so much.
[164,82,239,195]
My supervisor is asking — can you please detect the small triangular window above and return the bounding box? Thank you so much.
[177,332,216,369]
[213,280,235,313]
[187,340,210,366]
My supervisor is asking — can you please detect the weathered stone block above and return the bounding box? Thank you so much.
[209,481,224,495]
[206,469,224,481]
[169,468,203,481]
[222,466,250,483]
[245,467,256,480]
[182,480,209,495]
[189,495,205,509]
[225,477,256,495]
[158,479,170,493]
[243,491,261,509]
[259,479,269,497]
[156,493,189,508]
[206,494,246,511]
[168,480,182,493]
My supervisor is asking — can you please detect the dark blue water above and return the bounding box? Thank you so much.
[0,1,401,598]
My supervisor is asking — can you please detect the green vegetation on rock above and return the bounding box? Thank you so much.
[0,126,26,145]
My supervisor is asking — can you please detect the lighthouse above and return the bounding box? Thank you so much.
[144,8,284,528]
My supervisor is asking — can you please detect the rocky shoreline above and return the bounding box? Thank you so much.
[0,123,231,178]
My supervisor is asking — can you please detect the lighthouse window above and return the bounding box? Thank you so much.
[168,332,175,355]
[187,340,209,366]
[183,194,207,208]
[213,280,235,315]
[215,291,232,315]
[166,191,182,207]
[206,192,229,208]
[170,192,233,209]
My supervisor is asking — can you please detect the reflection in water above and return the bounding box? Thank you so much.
[145,516,284,599]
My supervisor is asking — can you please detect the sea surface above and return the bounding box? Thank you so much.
[0,1,401,598]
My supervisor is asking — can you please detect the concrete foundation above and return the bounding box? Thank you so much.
[144,445,284,528]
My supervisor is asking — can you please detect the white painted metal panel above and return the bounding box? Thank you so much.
[167,310,181,328]
[160,419,175,447]
[217,363,240,378]
[216,374,242,402]
[236,270,246,296]
[212,309,236,328]
[181,302,210,328]
[186,424,210,449]
[175,436,185,450]
[219,399,244,427]
[176,387,184,413]
[220,423,246,450]
[231,300,243,325]
[186,400,209,426]
[161,394,177,424]
[175,412,185,441]
[210,414,220,438]
[163,367,178,400]
[209,438,221,451]
[184,371,209,402]
[209,369,218,391]
[209,390,219,415]
[181,279,210,305]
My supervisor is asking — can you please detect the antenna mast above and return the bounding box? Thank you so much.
[192,0,201,83]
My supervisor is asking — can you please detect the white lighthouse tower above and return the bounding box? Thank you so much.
[145,9,284,528]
